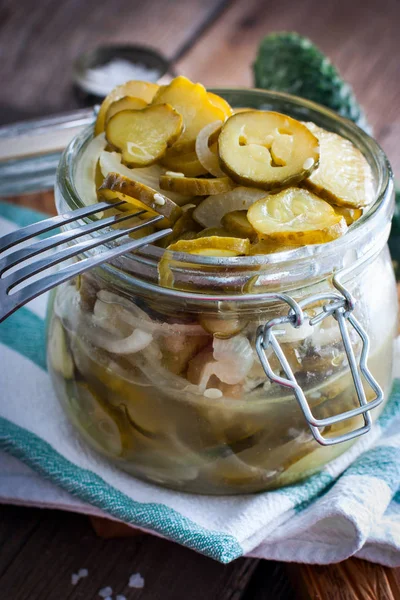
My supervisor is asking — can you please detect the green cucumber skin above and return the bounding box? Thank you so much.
[253,32,371,133]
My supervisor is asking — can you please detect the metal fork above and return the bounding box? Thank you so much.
[0,201,171,322]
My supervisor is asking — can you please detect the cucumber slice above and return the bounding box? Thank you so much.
[247,187,347,245]
[303,122,374,208]
[106,104,183,168]
[218,111,319,190]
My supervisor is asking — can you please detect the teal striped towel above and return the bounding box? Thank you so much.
[1,200,400,566]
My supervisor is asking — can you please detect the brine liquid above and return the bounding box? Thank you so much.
[48,283,396,495]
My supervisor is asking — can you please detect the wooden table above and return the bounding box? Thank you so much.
[1,0,400,597]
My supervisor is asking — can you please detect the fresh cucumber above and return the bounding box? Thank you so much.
[253,32,371,133]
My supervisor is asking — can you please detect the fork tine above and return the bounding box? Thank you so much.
[0,208,146,275]
[3,228,170,322]
[4,214,165,292]
[0,200,125,253]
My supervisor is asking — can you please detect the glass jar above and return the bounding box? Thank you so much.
[47,89,397,494]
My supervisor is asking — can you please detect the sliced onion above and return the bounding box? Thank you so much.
[78,308,153,355]
[97,290,205,335]
[311,317,341,346]
[93,297,134,337]
[71,330,152,387]
[193,187,268,228]
[97,328,153,355]
[212,335,254,384]
[54,284,81,333]
[74,133,106,206]
[191,334,254,390]
[93,298,154,354]
[98,150,191,205]
[274,319,314,343]
[137,345,201,395]
[195,121,225,177]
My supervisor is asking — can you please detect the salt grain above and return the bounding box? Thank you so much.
[78,568,88,578]
[303,157,315,170]
[129,573,145,588]
[71,573,80,585]
[203,388,223,399]
[154,193,166,206]
[99,586,113,598]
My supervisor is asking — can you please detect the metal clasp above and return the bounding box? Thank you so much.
[255,274,383,446]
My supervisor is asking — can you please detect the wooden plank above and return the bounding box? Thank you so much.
[0,505,259,600]
[288,559,400,600]
[89,516,143,539]
[242,560,296,600]
[176,0,400,174]
[0,505,45,579]
[0,0,230,123]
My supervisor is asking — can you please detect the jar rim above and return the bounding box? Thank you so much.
[56,88,394,302]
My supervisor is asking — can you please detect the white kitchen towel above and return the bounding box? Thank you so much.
[1,200,400,566]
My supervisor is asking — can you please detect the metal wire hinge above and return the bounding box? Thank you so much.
[255,274,384,446]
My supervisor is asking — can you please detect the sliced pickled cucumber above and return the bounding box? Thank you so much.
[221,210,258,241]
[303,122,374,208]
[157,208,201,248]
[98,149,191,206]
[95,80,159,135]
[159,175,235,196]
[196,227,233,238]
[160,149,208,177]
[71,337,167,441]
[167,236,250,256]
[174,231,199,241]
[334,206,363,225]
[247,187,347,244]
[274,443,341,487]
[106,104,183,167]
[151,76,225,152]
[99,173,182,225]
[199,315,245,338]
[71,382,127,456]
[207,92,233,118]
[249,239,292,255]
[208,452,274,488]
[105,96,147,123]
[218,111,319,190]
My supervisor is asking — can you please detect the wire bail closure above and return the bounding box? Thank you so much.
[255,273,384,446]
